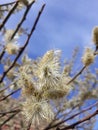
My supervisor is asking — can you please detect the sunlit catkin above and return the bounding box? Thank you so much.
[5,43,19,55]
[22,98,54,125]
[82,48,95,66]
[37,50,61,90]
[19,0,35,6]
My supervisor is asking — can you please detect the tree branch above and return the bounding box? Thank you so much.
[0,4,46,83]
[0,1,19,31]
[10,1,35,40]
[67,66,86,85]
[0,109,21,115]
[0,88,21,101]
[61,109,98,130]
[44,101,98,130]
[0,110,20,128]
[66,47,98,85]
[0,47,5,61]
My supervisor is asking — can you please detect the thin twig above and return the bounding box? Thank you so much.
[10,1,35,40]
[66,66,86,85]
[0,109,21,115]
[61,109,98,130]
[45,110,61,130]
[66,47,98,85]
[0,110,20,128]
[0,85,10,94]
[0,109,21,118]
[0,1,19,31]
[44,101,98,130]
[0,88,21,101]
[27,117,33,130]
[0,47,5,61]
[0,79,19,93]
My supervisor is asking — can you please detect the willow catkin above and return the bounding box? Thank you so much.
[82,48,95,66]
[5,43,19,55]
[92,26,98,47]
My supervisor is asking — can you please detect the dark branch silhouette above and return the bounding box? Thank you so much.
[10,1,35,40]
[0,1,19,31]
[44,101,98,130]
[0,110,20,128]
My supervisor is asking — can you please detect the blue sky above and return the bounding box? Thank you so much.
[1,0,98,60]
[25,0,98,58]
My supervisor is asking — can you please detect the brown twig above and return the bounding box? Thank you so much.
[44,101,98,130]
[0,79,19,93]
[61,109,98,130]
[66,47,98,85]
[45,110,61,130]
[0,85,10,94]
[0,88,21,101]
[27,117,33,130]
[0,4,46,83]
[0,1,19,31]
[10,1,35,40]
[0,109,21,118]
[66,66,86,85]
[0,109,21,115]
[0,1,18,7]
[0,47,5,61]
[0,110,20,128]
[45,107,77,130]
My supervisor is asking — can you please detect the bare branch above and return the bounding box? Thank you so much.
[0,4,46,83]
[0,1,19,31]
[67,66,86,85]
[61,109,98,130]
[0,85,11,94]
[0,109,21,115]
[0,88,21,101]
[0,47,5,61]
[44,101,98,130]
[0,110,20,128]
[67,47,98,85]
[10,1,35,40]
